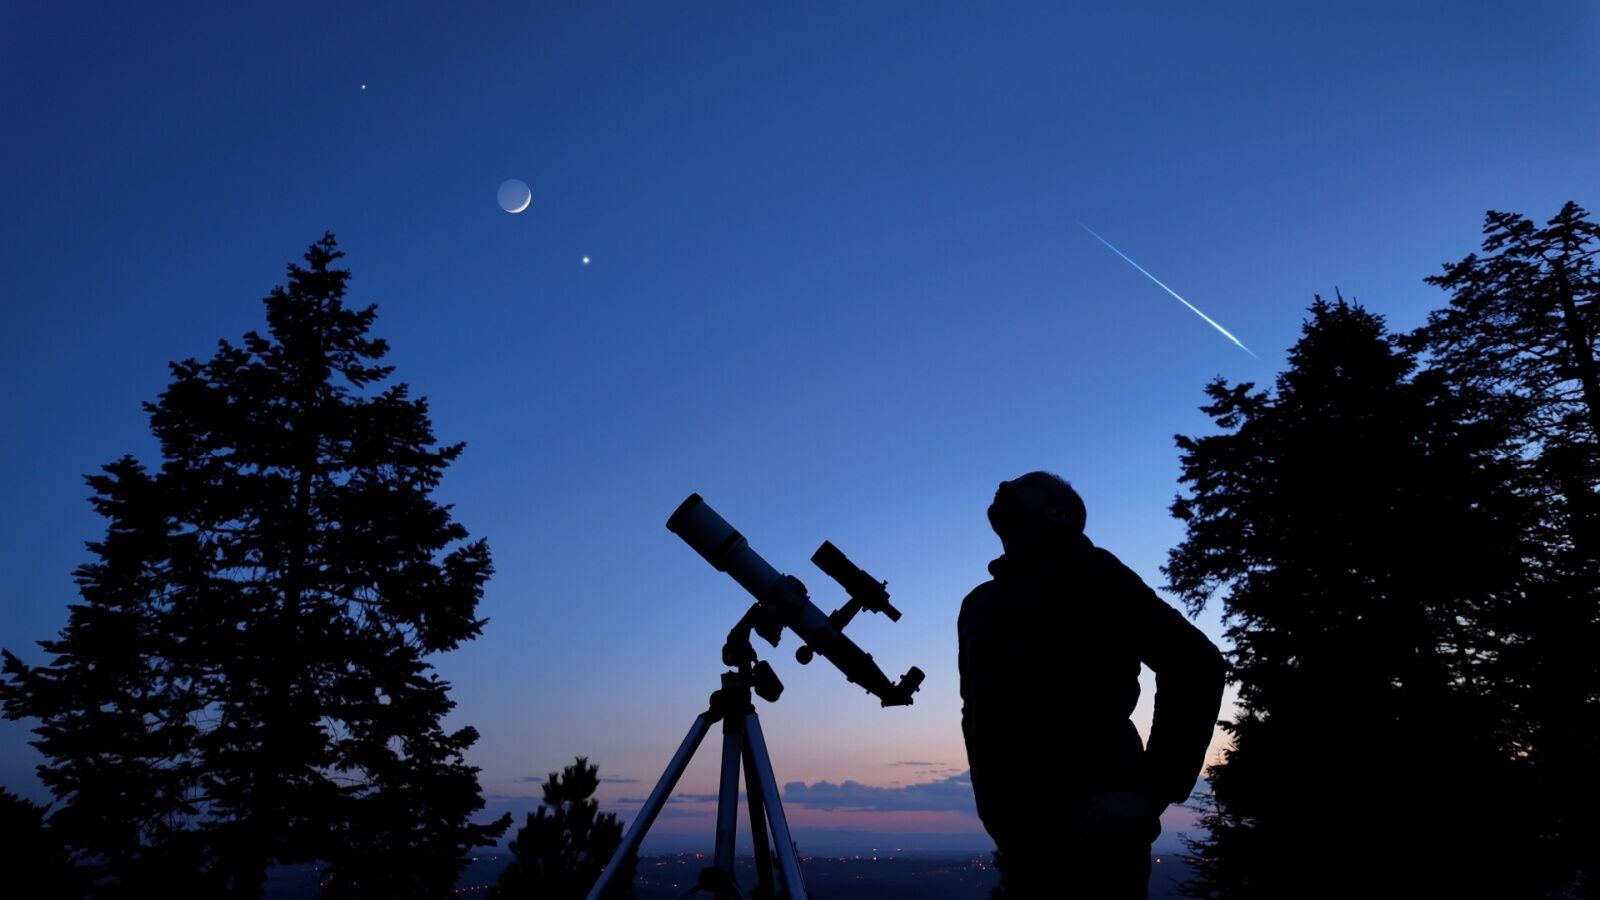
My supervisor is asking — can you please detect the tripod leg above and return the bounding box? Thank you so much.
[743,713,807,900]
[587,713,716,900]
[742,740,775,899]
[714,709,746,889]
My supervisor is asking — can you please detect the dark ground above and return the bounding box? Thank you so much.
[265,851,1198,897]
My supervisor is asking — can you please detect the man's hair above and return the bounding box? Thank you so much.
[1009,470,1087,534]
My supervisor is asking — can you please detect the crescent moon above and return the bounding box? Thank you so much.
[498,179,532,214]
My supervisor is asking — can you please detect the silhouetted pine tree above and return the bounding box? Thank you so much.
[1409,202,1600,893]
[1165,298,1538,898]
[493,758,635,899]
[1,235,509,897]
[1,787,86,898]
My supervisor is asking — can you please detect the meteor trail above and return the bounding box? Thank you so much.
[1079,223,1257,358]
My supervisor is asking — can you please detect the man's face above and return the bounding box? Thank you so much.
[987,478,1056,551]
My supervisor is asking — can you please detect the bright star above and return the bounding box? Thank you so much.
[582,256,591,265]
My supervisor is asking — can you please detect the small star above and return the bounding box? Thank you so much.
[360,83,368,90]
[582,256,591,265]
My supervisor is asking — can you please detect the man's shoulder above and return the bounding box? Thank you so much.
[957,578,999,631]
[962,576,998,600]
[1084,543,1153,591]
[1077,542,1180,627]
[959,578,998,610]
[1083,541,1131,571]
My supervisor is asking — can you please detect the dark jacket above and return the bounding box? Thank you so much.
[958,533,1225,832]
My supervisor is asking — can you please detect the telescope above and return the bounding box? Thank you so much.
[667,493,924,706]
[587,495,924,900]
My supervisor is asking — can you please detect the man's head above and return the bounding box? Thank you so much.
[987,471,1086,555]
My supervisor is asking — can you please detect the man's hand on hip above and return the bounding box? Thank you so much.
[1067,791,1166,844]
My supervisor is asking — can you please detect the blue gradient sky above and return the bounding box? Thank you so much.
[3,2,1597,848]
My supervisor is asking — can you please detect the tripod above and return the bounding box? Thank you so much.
[586,660,806,900]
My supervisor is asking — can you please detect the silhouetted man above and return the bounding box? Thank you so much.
[959,471,1225,898]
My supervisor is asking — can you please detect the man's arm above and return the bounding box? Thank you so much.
[1101,551,1227,806]
[957,584,1007,833]
[957,599,976,766]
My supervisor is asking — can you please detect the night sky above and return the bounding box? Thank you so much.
[3,1,1597,850]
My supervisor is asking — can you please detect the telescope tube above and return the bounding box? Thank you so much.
[667,494,918,706]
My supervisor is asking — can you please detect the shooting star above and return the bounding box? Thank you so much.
[1079,223,1257,358]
